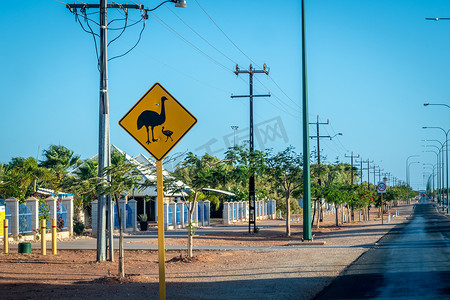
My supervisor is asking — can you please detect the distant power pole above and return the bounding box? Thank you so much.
[356,159,363,185]
[309,116,329,167]
[364,159,373,189]
[231,64,270,234]
[345,152,360,184]
[373,165,377,186]
[308,115,342,182]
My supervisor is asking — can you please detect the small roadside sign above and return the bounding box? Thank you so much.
[377,182,387,194]
[0,206,4,237]
[119,82,197,161]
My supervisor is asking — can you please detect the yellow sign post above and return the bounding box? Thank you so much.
[156,160,165,299]
[119,83,197,300]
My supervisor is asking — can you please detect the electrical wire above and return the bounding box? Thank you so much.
[75,11,101,26]
[109,20,146,61]
[73,10,101,71]
[254,76,301,113]
[267,75,302,111]
[193,0,260,69]
[74,10,99,38]
[327,120,349,152]
[149,12,233,73]
[109,18,143,30]
[136,48,231,94]
[165,4,237,65]
[108,12,128,46]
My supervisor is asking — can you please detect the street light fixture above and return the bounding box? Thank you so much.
[174,0,187,8]
[423,103,450,109]
[406,155,420,186]
[331,133,344,139]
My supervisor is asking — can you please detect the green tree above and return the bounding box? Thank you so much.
[62,159,99,222]
[324,184,346,226]
[265,146,302,236]
[224,146,269,201]
[39,145,81,184]
[1,157,54,200]
[172,152,228,257]
[100,153,142,278]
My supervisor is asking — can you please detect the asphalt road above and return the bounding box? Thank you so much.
[315,199,450,299]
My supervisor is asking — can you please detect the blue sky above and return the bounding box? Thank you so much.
[1,0,450,190]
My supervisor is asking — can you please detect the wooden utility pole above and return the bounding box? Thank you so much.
[345,152,360,185]
[308,115,330,227]
[231,64,270,234]
[65,0,186,263]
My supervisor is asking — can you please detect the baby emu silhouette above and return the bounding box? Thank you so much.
[162,126,174,142]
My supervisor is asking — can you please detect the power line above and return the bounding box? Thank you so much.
[267,75,302,111]
[109,20,146,61]
[136,48,231,94]
[253,76,301,113]
[165,4,237,65]
[193,0,260,68]
[108,11,128,46]
[149,12,233,73]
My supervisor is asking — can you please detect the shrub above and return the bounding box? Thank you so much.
[277,198,302,218]
[73,220,85,236]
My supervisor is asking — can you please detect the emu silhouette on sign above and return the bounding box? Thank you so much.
[162,126,174,142]
[137,96,168,144]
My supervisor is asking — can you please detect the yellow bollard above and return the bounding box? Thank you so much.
[52,219,57,255]
[3,219,8,254]
[41,219,46,256]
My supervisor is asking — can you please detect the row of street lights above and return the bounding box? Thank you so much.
[422,103,450,212]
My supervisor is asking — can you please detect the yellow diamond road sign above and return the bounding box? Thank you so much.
[119,83,197,161]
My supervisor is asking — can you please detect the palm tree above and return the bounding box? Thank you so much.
[63,158,99,222]
[1,157,54,200]
[40,145,81,182]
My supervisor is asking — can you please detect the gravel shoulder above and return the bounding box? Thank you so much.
[0,203,413,299]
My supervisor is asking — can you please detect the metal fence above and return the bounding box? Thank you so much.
[114,204,132,229]
[39,204,50,230]
[18,204,32,234]
[57,202,67,230]
[168,205,173,226]
[176,205,181,224]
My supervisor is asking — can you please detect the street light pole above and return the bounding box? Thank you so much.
[423,140,445,207]
[424,164,436,195]
[423,127,450,213]
[424,150,441,203]
[406,155,419,205]
[301,0,312,241]
[408,161,420,204]
[406,155,420,187]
